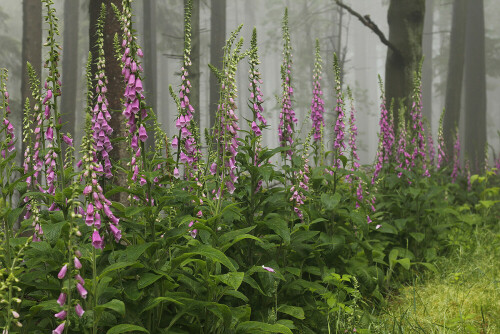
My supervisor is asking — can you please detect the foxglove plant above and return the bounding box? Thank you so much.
[81,50,121,248]
[290,158,310,220]
[332,54,346,169]
[172,0,201,179]
[346,89,360,172]
[395,107,411,178]
[451,128,460,183]
[92,4,114,179]
[0,71,14,159]
[209,25,245,201]
[278,8,297,159]
[114,0,149,186]
[436,109,446,170]
[310,39,325,159]
[248,28,267,149]
[409,80,429,176]
[372,80,395,183]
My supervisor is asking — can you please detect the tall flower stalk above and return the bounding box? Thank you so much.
[278,8,297,159]
[332,54,346,169]
[172,0,201,179]
[436,109,446,170]
[310,39,325,161]
[451,128,460,183]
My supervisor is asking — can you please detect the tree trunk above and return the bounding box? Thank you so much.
[385,0,425,129]
[422,0,433,127]
[61,0,79,140]
[209,0,226,129]
[189,0,201,129]
[89,0,127,202]
[21,0,42,153]
[443,0,467,160]
[464,0,486,172]
[143,0,156,148]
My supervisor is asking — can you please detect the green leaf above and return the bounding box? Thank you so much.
[138,273,162,289]
[43,221,68,244]
[219,226,256,245]
[410,232,425,243]
[321,193,341,211]
[277,305,305,320]
[141,296,184,313]
[263,213,290,244]
[236,321,293,334]
[117,242,156,262]
[99,261,141,279]
[215,272,244,290]
[95,299,125,317]
[397,258,411,270]
[172,245,237,271]
[389,249,399,267]
[106,324,149,334]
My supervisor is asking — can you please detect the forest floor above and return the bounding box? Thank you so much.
[379,224,500,333]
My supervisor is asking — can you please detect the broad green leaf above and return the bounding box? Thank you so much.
[118,242,156,262]
[106,324,149,334]
[321,193,341,211]
[215,272,244,290]
[43,221,69,244]
[95,299,125,317]
[410,232,425,243]
[397,258,411,270]
[277,305,305,320]
[263,213,290,243]
[236,321,293,334]
[99,261,141,279]
[389,249,399,267]
[219,226,256,245]
[172,245,237,271]
[138,273,162,289]
[141,296,184,313]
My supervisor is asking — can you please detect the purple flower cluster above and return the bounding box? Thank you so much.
[290,160,310,220]
[465,159,471,191]
[214,80,240,195]
[396,123,411,178]
[54,250,85,328]
[451,130,460,183]
[347,98,360,170]
[333,85,346,168]
[427,130,435,167]
[1,88,15,157]
[372,97,394,182]
[436,111,446,170]
[92,28,114,178]
[278,9,297,158]
[119,3,148,183]
[409,88,429,176]
[310,41,324,144]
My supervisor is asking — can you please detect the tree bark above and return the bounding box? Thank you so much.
[443,0,467,160]
[61,0,79,140]
[422,0,433,127]
[143,0,157,148]
[385,0,425,129]
[464,0,486,172]
[209,0,226,129]
[89,0,127,202]
[21,0,42,153]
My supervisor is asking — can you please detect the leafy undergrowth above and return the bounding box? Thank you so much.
[380,224,500,333]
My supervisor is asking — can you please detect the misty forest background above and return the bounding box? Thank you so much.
[0,0,498,169]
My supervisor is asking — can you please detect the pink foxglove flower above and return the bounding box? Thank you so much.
[75,304,85,318]
[262,265,275,273]
[52,322,65,334]
[54,310,67,320]
[76,283,88,299]
[57,264,68,279]
[57,293,67,306]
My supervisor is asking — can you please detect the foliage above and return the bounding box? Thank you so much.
[0,1,499,334]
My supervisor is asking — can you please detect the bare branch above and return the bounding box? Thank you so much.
[334,0,401,57]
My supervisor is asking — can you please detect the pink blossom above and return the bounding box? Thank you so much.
[57,264,67,279]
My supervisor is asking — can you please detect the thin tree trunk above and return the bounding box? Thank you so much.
[61,0,79,140]
[89,0,127,202]
[464,0,486,172]
[209,0,226,129]
[443,0,467,160]
[143,0,157,148]
[422,0,433,127]
[385,0,425,129]
[21,0,42,153]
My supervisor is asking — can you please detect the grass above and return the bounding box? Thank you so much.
[378,223,500,333]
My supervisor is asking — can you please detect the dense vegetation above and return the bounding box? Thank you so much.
[0,1,498,333]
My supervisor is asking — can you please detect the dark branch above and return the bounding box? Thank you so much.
[334,0,401,57]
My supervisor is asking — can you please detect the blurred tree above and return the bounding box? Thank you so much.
[209,0,225,129]
[422,0,434,127]
[21,0,42,153]
[443,0,466,161]
[61,0,79,141]
[464,0,486,172]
